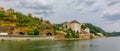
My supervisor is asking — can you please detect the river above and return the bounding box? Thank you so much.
[0,37,120,51]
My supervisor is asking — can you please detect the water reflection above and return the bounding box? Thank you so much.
[0,37,120,51]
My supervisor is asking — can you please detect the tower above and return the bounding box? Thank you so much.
[70,20,82,33]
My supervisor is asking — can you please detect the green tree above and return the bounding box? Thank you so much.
[27,29,34,35]
[81,23,107,36]
[33,28,39,35]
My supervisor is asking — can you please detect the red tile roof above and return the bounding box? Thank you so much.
[70,20,80,23]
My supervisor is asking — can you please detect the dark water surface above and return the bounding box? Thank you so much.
[0,37,120,51]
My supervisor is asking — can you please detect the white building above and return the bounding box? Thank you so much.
[85,27,90,33]
[97,33,104,36]
[0,33,8,35]
[70,20,82,33]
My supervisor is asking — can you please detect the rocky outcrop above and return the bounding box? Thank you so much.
[0,26,15,34]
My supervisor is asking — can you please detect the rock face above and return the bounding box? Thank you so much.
[12,27,30,35]
[40,29,54,36]
[0,7,55,36]
[85,27,90,33]
[55,31,65,39]
[0,26,15,34]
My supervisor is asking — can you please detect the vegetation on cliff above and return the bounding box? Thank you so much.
[107,32,120,36]
[53,24,79,38]
[0,7,107,37]
[0,8,53,35]
[64,29,79,38]
[81,23,107,36]
[54,23,107,38]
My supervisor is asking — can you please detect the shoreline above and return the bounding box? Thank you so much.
[0,35,106,41]
[0,36,106,41]
[0,36,55,41]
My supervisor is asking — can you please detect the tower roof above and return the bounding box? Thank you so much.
[70,20,80,24]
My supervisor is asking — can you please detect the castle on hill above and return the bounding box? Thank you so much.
[62,20,90,34]
[55,20,94,39]
[0,7,105,39]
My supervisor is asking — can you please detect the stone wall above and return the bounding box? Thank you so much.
[0,26,15,34]
[40,29,54,36]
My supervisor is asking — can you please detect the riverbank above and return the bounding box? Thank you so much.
[0,36,55,41]
[0,36,106,41]
[0,37,89,41]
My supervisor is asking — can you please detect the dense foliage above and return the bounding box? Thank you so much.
[0,8,53,35]
[107,32,120,36]
[81,23,107,36]
[64,29,79,38]
[54,23,107,38]
[0,8,107,36]
[54,24,79,38]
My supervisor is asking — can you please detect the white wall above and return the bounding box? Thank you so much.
[70,23,81,33]
[85,27,90,33]
[0,33,8,35]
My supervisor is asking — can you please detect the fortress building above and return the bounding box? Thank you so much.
[0,7,4,11]
[63,20,82,33]
[70,20,82,33]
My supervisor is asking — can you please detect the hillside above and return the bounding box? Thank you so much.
[81,23,107,36]
[107,32,120,36]
[54,23,107,37]
[0,8,54,35]
[0,7,107,37]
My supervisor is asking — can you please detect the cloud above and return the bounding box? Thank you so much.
[18,0,53,10]
[102,22,120,32]
[0,0,15,1]
[85,1,96,6]
[16,0,55,17]
[108,0,120,6]
[103,13,120,21]
[34,10,54,17]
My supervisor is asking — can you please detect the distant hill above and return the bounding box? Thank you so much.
[81,23,107,36]
[107,32,120,36]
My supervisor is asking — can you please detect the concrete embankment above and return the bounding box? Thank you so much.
[0,35,106,41]
[0,36,55,41]
[0,37,90,41]
[55,38,90,40]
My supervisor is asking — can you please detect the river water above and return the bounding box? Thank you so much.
[0,37,120,51]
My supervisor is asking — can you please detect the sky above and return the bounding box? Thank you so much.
[0,0,120,32]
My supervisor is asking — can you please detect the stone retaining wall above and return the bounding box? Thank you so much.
[0,36,55,41]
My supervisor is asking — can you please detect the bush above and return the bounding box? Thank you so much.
[27,29,34,35]
[81,23,107,36]
[33,28,39,35]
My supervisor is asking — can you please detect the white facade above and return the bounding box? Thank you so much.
[85,27,90,33]
[97,33,104,36]
[0,33,8,35]
[70,23,81,33]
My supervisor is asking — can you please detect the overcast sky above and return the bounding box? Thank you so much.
[0,0,120,32]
